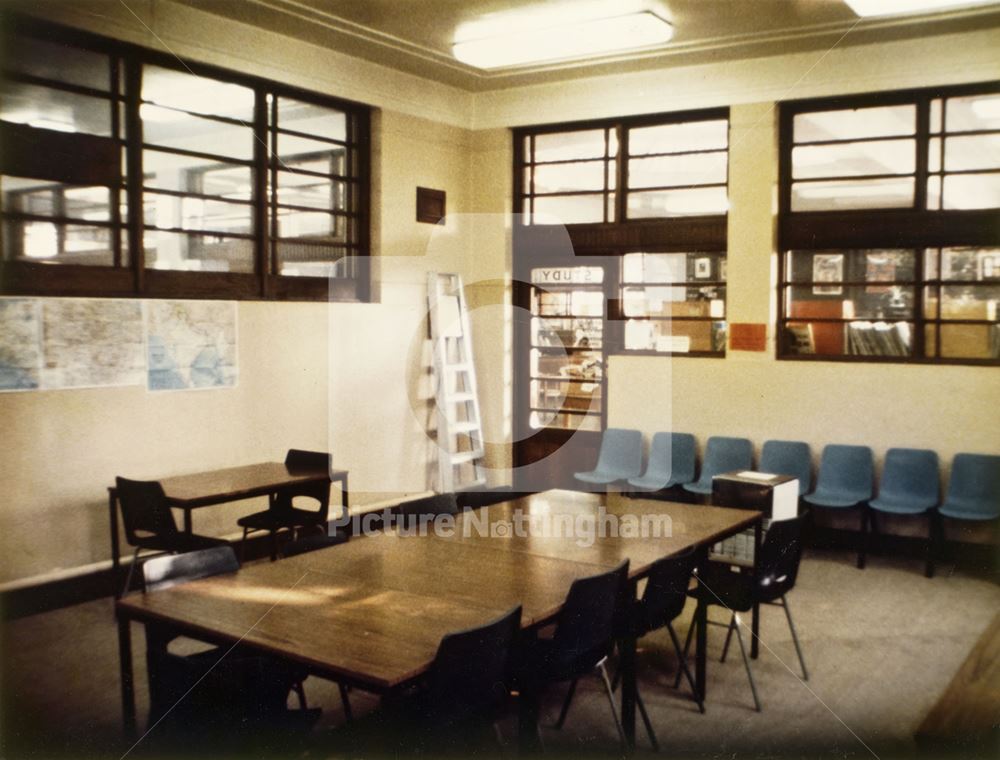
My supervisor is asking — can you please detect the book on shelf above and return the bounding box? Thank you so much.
[846,321,911,357]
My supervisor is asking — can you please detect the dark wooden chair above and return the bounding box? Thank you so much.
[115,476,228,598]
[238,449,339,561]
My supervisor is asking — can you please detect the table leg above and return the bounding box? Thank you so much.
[183,509,192,534]
[117,612,137,742]
[695,596,707,704]
[109,489,122,599]
[751,520,762,659]
[619,633,637,753]
[340,474,350,528]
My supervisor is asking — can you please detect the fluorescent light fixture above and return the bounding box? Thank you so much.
[844,0,998,17]
[453,10,673,69]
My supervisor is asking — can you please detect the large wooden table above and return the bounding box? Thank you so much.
[115,489,759,750]
[108,462,349,588]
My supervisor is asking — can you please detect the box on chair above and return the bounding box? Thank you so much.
[709,471,799,566]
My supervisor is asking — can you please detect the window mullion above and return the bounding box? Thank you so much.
[253,87,268,297]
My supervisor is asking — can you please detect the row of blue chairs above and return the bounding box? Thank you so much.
[574,429,1000,576]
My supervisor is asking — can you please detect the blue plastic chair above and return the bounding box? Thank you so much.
[803,444,874,568]
[682,436,753,496]
[869,448,940,577]
[627,432,696,492]
[759,440,812,497]
[574,428,643,486]
[938,453,1000,521]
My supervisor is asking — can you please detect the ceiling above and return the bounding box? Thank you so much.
[175,0,1000,91]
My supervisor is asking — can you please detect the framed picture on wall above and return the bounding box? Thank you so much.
[812,253,843,295]
[694,257,712,279]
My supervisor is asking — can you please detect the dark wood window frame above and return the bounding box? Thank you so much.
[513,107,730,360]
[0,14,371,302]
[777,82,1000,366]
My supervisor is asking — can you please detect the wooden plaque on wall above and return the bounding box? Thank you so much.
[729,323,768,352]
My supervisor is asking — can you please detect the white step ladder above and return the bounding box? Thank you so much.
[428,272,487,492]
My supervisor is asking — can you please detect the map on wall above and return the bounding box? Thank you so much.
[146,300,237,391]
[0,298,42,391]
[39,299,145,390]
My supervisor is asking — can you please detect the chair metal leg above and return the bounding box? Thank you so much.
[597,661,626,750]
[666,623,704,713]
[634,685,659,752]
[720,613,737,664]
[926,511,939,579]
[857,505,869,569]
[732,616,761,712]
[673,619,696,689]
[292,681,308,709]
[780,596,808,681]
[553,678,577,729]
[121,548,141,597]
[338,682,353,721]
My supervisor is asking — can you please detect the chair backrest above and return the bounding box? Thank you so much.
[552,560,630,667]
[115,476,179,545]
[703,436,754,480]
[420,605,522,725]
[815,444,874,500]
[595,428,643,478]
[636,547,696,634]
[880,448,940,501]
[285,448,331,473]
[646,432,697,484]
[946,453,1000,514]
[142,546,240,593]
[756,515,805,602]
[760,440,812,495]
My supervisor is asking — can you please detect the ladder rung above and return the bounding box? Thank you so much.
[458,477,487,489]
[451,421,480,433]
[450,450,485,465]
[450,392,475,402]
[445,363,471,372]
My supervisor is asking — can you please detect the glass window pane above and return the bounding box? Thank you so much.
[623,319,725,353]
[277,97,348,143]
[627,187,728,217]
[276,242,351,278]
[623,286,726,318]
[197,165,254,200]
[2,220,115,265]
[533,161,605,193]
[2,177,111,222]
[944,134,1000,171]
[940,247,1000,281]
[628,120,727,155]
[275,171,345,211]
[531,378,601,414]
[930,99,943,134]
[276,133,349,171]
[531,317,603,350]
[144,230,253,272]
[787,284,914,320]
[629,152,727,188]
[142,65,254,121]
[944,93,1000,133]
[533,130,605,162]
[937,323,1000,359]
[792,139,915,179]
[790,178,915,211]
[532,194,605,224]
[529,348,603,381]
[141,105,254,161]
[928,137,942,173]
[2,35,109,91]
[0,81,111,136]
[942,173,1000,209]
[144,150,252,194]
[937,284,1000,320]
[276,209,345,242]
[793,105,916,142]
[622,252,688,283]
[144,192,252,235]
[529,410,601,432]
[846,321,913,357]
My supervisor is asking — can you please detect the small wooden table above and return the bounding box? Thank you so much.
[108,462,349,594]
[115,489,757,751]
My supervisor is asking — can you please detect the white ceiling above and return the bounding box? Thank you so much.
[175,0,1000,91]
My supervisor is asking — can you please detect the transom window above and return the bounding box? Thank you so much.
[0,16,370,301]
[778,84,1000,364]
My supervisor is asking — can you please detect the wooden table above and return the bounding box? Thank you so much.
[115,489,758,751]
[108,462,349,595]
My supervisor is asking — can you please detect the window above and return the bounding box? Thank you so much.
[622,252,727,355]
[0,16,370,301]
[778,84,1000,364]
[515,109,729,360]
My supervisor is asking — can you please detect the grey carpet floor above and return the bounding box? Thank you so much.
[1,548,997,759]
